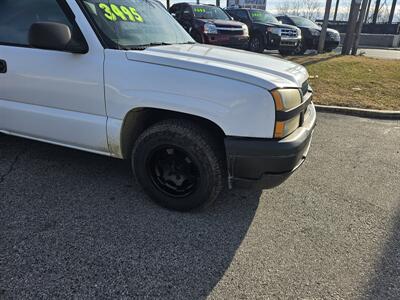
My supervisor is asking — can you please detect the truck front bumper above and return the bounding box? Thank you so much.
[205,34,249,48]
[279,37,301,48]
[225,103,316,189]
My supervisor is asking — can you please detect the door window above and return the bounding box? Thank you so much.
[182,5,193,18]
[234,10,249,21]
[0,0,73,47]
[170,4,182,19]
[282,17,294,25]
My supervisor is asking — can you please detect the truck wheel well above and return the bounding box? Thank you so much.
[120,108,226,159]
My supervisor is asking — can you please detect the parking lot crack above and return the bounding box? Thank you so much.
[0,147,27,184]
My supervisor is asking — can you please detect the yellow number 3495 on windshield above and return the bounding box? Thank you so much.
[98,3,144,22]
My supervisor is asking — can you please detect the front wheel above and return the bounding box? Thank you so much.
[292,40,307,55]
[248,34,265,53]
[132,119,225,211]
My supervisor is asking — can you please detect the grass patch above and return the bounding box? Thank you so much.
[288,54,400,110]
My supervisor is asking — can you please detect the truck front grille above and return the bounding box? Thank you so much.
[301,80,309,96]
[216,27,244,35]
[281,28,298,38]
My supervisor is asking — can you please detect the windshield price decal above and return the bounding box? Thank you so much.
[193,8,206,13]
[251,12,262,17]
[98,3,144,22]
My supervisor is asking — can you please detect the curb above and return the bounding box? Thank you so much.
[315,104,400,120]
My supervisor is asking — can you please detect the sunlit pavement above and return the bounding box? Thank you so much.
[1,113,399,299]
[356,47,400,59]
[265,47,400,60]
[334,47,400,60]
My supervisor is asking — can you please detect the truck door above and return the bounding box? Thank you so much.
[0,0,108,154]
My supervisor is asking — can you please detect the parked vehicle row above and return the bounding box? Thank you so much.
[276,15,341,55]
[168,4,340,55]
[225,8,301,55]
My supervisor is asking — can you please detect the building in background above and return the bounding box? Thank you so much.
[227,0,266,10]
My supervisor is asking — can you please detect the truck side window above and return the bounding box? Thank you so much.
[282,17,293,25]
[235,10,249,21]
[169,5,178,17]
[172,4,183,20]
[182,6,193,18]
[0,0,73,47]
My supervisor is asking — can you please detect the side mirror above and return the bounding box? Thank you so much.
[29,22,88,54]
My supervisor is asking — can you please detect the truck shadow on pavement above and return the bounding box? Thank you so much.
[363,207,400,299]
[0,134,261,299]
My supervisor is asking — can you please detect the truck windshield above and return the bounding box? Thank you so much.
[80,0,194,49]
[290,16,320,29]
[249,10,279,24]
[192,5,230,20]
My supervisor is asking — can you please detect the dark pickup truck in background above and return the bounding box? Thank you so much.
[225,8,302,55]
[169,3,249,49]
[276,15,340,55]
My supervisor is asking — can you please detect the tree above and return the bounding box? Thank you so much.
[388,0,398,23]
[275,0,322,20]
[318,0,333,53]
[275,1,291,15]
[372,0,389,23]
[304,0,322,19]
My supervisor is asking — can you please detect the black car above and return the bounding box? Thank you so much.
[276,15,340,55]
[225,8,301,54]
[169,3,249,48]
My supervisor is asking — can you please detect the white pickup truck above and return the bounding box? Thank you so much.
[0,0,316,211]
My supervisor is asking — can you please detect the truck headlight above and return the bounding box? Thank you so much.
[267,27,281,36]
[310,29,320,36]
[204,23,218,34]
[297,28,302,38]
[274,115,301,139]
[271,89,302,111]
[242,24,249,36]
[271,89,302,138]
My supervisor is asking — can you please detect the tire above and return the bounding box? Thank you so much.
[132,119,225,211]
[248,34,265,53]
[292,40,307,56]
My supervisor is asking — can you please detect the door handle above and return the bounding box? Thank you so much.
[0,59,7,73]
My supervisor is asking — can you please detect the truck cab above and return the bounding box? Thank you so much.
[225,8,302,55]
[0,0,315,211]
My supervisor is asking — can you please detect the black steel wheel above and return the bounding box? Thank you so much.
[147,146,199,198]
[249,34,265,53]
[132,119,225,211]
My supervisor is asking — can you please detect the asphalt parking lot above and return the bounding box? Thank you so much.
[1,113,399,299]
[268,47,400,60]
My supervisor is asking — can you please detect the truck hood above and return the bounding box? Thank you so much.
[198,18,244,28]
[125,44,308,90]
[254,22,299,31]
